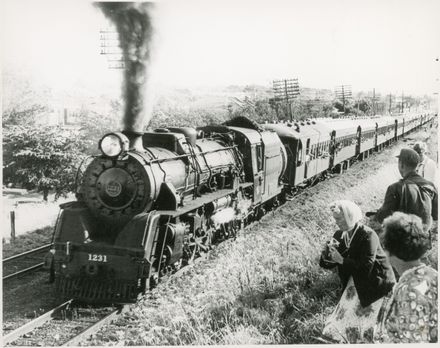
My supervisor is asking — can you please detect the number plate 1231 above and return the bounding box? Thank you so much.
[88,254,108,262]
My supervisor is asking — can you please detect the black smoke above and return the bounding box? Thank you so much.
[96,2,154,132]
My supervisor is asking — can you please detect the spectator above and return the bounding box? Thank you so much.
[374,212,437,343]
[413,141,438,187]
[320,200,395,342]
[374,148,437,231]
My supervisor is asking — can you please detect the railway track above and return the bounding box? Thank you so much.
[3,299,128,346]
[3,243,52,280]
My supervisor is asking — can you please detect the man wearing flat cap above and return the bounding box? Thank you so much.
[413,141,438,187]
[374,148,438,231]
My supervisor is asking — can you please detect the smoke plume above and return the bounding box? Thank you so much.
[96,2,154,132]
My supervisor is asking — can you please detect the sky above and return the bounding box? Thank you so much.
[1,0,440,96]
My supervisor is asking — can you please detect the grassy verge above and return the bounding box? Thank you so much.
[2,226,53,259]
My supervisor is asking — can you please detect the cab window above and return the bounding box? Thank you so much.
[256,144,264,171]
[297,141,303,166]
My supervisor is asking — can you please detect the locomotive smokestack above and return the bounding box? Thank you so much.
[96,1,155,133]
[121,130,144,152]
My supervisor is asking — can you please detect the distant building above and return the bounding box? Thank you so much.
[34,106,81,128]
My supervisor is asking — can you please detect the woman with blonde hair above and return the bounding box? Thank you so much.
[320,200,395,342]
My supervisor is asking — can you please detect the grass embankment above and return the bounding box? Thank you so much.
[79,125,440,345]
[2,226,53,259]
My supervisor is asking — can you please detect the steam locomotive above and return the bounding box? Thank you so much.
[46,113,435,302]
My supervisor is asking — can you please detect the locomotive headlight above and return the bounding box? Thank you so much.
[99,132,129,157]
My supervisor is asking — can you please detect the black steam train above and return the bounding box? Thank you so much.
[46,113,435,302]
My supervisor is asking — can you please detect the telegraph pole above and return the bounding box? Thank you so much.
[373,88,375,115]
[272,79,300,121]
[284,80,292,120]
[99,29,125,69]
[388,94,392,114]
[401,92,404,113]
[369,88,381,116]
[335,85,352,115]
[342,85,345,113]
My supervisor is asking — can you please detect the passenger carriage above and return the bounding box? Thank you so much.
[262,121,332,187]
[407,113,421,133]
[395,115,405,139]
[321,119,358,167]
[356,118,376,158]
[375,116,395,150]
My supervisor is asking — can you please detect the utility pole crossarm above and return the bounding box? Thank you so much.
[272,78,300,121]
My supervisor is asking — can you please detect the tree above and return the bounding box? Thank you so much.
[231,99,278,123]
[148,105,228,130]
[3,125,87,201]
[267,98,335,120]
[76,105,121,155]
[353,99,371,115]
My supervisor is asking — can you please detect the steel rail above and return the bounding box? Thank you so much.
[3,243,53,263]
[3,262,45,280]
[2,299,73,345]
[62,305,128,346]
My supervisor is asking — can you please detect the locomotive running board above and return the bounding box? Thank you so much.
[155,183,252,218]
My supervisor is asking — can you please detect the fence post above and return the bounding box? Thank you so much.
[10,211,16,242]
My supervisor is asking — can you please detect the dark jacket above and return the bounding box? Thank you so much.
[320,223,395,307]
[376,172,438,226]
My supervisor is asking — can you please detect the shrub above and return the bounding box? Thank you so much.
[3,125,86,200]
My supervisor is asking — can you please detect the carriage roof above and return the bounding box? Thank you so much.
[263,121,332,143]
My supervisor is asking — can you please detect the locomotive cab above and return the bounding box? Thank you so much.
[200,120,287,206]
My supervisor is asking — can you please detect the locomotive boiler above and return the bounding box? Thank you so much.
[80,128,242,231]
[49,119,287,302]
